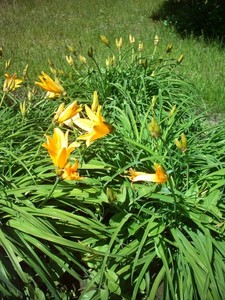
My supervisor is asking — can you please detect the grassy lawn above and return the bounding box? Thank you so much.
[0,0,225,112]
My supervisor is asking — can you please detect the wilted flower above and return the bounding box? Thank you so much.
[175,133,187,152]
[128,163,167,184]
[3,73,23,92]
[54,101,82,125]
[74,94,113,147]
[35,71,65,99]
[42,128,80,171]
[61,159,83,180]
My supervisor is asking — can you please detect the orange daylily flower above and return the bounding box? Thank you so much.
[61,159,83,180]
[74,92,113,147]
[3,73,23,92]
[42,128,80,170]
[35,71,65,99]
[128,163,167,184]
[54,101,82,125]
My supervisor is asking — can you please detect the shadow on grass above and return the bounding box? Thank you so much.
[151,0,225,44]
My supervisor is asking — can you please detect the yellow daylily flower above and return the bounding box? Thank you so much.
[61,159,83,180]
[35,71,65,99]
[42,128,80,171]
[128,163,167,184]
[3,73,23,92]
[54,101,82,125]
[74,104,113,147]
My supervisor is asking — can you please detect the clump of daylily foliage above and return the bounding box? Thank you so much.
[0,36,225,300]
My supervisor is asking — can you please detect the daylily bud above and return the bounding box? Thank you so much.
[65,55,74,66]
[88,47,94,58]
[67,45,76,55]
[116,37,123,49]
[5,59,11,69]
[91,91,99,112]
[141,59,147,68]
[169,105,176,116]
[105,55,115,67]
[48,59,54,67]
[27,89,34,102]
[20,101,26,116]
[166,44,173,53]
[148,117,161,138]
[79,54,87,64]
[100,35,110,47]
[175,133,187,152]
[154,34,159,46]
[177,54,184,64]
[129,34,135,44]
[138,41,144,52]
[151,95,157,109]
[0,46,3,59]
[49,66,57,75]
[22,64,29,79]
[181,132,187,150]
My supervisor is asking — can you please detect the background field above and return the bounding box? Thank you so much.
[0,0,225,112]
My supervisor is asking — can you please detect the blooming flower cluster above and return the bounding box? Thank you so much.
[1,37,172,186]
[37,79,113,180]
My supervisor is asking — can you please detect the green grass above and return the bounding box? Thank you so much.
[0,0,225,112]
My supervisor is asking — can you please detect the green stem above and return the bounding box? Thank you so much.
[185,151,190,191]
[38,176,60,207]
[0,92,6,108]
[168,176,177,223]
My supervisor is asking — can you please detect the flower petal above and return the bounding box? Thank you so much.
[74,118,94,132]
